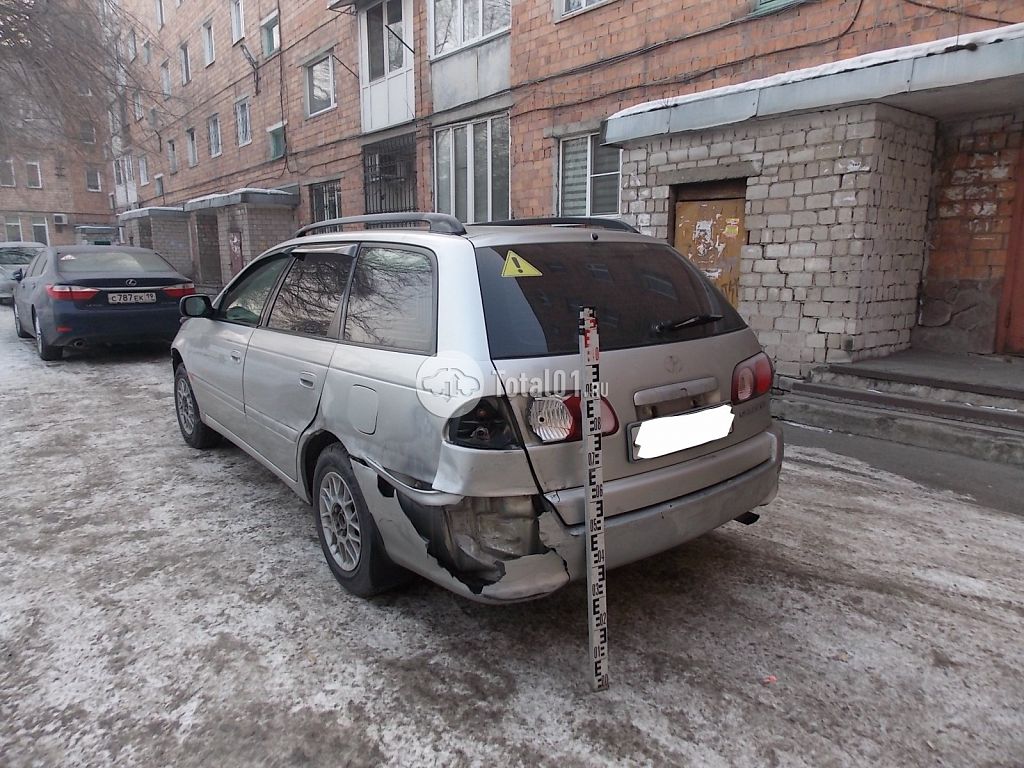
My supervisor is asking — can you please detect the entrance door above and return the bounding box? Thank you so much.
[998,151,1024,354]
[673,181,746,307]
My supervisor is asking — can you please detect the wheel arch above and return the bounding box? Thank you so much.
[302,430,346,503]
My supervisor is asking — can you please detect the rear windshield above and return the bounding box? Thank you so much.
[474,240,745,359]
[56,250,174,273]
[0,246,43,265]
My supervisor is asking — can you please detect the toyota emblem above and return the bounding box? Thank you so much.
[125,278,137,286]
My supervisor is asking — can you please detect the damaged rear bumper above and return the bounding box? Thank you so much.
[356,425,783,604]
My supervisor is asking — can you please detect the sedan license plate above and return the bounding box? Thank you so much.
[108,292,156,304]
[629,404,735,461]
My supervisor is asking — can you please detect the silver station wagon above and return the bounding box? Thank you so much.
[172,214,782,602]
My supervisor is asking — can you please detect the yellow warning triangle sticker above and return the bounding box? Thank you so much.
[501,250,543,278]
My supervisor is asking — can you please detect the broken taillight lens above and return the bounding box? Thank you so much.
[527,394,618,443]
[731,352,774,403]
[447,397,521,450]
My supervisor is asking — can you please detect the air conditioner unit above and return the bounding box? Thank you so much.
[53,214,69,226]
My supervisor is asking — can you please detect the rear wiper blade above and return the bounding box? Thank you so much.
[652,314,723,334]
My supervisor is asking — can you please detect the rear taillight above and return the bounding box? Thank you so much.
[731,352,774,403]
[163,282,196,298]
[45,284,99,301]
[527,393,618,443]
[447,397,521,450]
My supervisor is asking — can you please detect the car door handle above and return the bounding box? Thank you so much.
[298,372,316,389]
[230,350,242,363]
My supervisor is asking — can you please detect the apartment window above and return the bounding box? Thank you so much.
[26,161,42,189]
[0,159,13,187]
[309,179,341,224]
[139,155,149,185]
[558,134,621,216]
[186,128,198,166]
[229,0,245,43]
[268,123,286,159]
[124,155,134,183]
[80,121,96,144]
[168,140,178,173]
[128,30,138,60]
[180,43,191,85]
[155,0,165,27]
[561,0,604,13]
[208,114,222,157]
[305,55,335,117]
[31,216,48,245]
[261,12,280,56]
[434,113,509,223]
[143,40,152,64]
[202,20,216,65]
[155,174,165,196]
[365,0,405,81]
[86,168,102,191]
[133,90,144,120]
[364,134,416,213]
[113,158,124,185]
[432,0,510,56]
[5,217,22,241]
[148,107,159,128]
[234,98,251,145]
[161,62,171,97]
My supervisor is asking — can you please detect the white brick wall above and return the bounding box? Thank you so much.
[620,104,936,379]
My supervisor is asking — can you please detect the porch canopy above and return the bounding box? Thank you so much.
[602,22,1024,145]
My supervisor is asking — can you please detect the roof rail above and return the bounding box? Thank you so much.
[295,212,467,238]
[479,217,640,233]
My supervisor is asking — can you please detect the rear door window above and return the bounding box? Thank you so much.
[474,240,745,359]
[343,245,435,353]
[267,252,354,338]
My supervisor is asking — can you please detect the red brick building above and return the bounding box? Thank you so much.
[110,0,1023,360]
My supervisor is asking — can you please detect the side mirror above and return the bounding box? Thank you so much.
[180,294,213,318]
[12,268,24,282]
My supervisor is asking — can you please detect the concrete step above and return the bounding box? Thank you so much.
[808,369,1024,413]
[773,394,1024,467]
[791,381,1024,432]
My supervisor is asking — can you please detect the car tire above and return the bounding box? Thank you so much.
[313,443,407,598]
[33,312,61,361]
[13,303,30,339]
[174,364,220,449]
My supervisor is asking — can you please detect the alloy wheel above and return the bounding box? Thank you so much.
[319,471,362,572]
[175,376,197,435]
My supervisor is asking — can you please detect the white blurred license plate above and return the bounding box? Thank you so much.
[108,292,156,304]
[629,404,735,461]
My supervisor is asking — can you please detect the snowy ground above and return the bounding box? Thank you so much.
[1,310,1022,767]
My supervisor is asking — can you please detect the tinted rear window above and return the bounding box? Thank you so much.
[0,247,43,265]
[474,241,745,359]
[56,250,174,273]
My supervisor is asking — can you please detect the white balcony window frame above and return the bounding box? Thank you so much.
[428,0,511,59]
[359,0,416,132]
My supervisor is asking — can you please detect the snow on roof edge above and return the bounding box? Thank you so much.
[609,22,1024,121]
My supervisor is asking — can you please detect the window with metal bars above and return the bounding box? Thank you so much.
[363,134,417,214]
[309,180,342,229]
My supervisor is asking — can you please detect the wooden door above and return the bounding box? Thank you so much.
[673,198,744,306]
[997,149,1024,354]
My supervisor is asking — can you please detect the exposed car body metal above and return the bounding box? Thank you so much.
[172,224,784,602]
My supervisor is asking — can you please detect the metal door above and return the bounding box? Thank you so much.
[673,198,745,306]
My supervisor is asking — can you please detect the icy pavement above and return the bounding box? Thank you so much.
[1,310,1022,767]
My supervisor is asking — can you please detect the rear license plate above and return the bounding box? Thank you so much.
[108,292,156,304]
[628,404,735,461]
